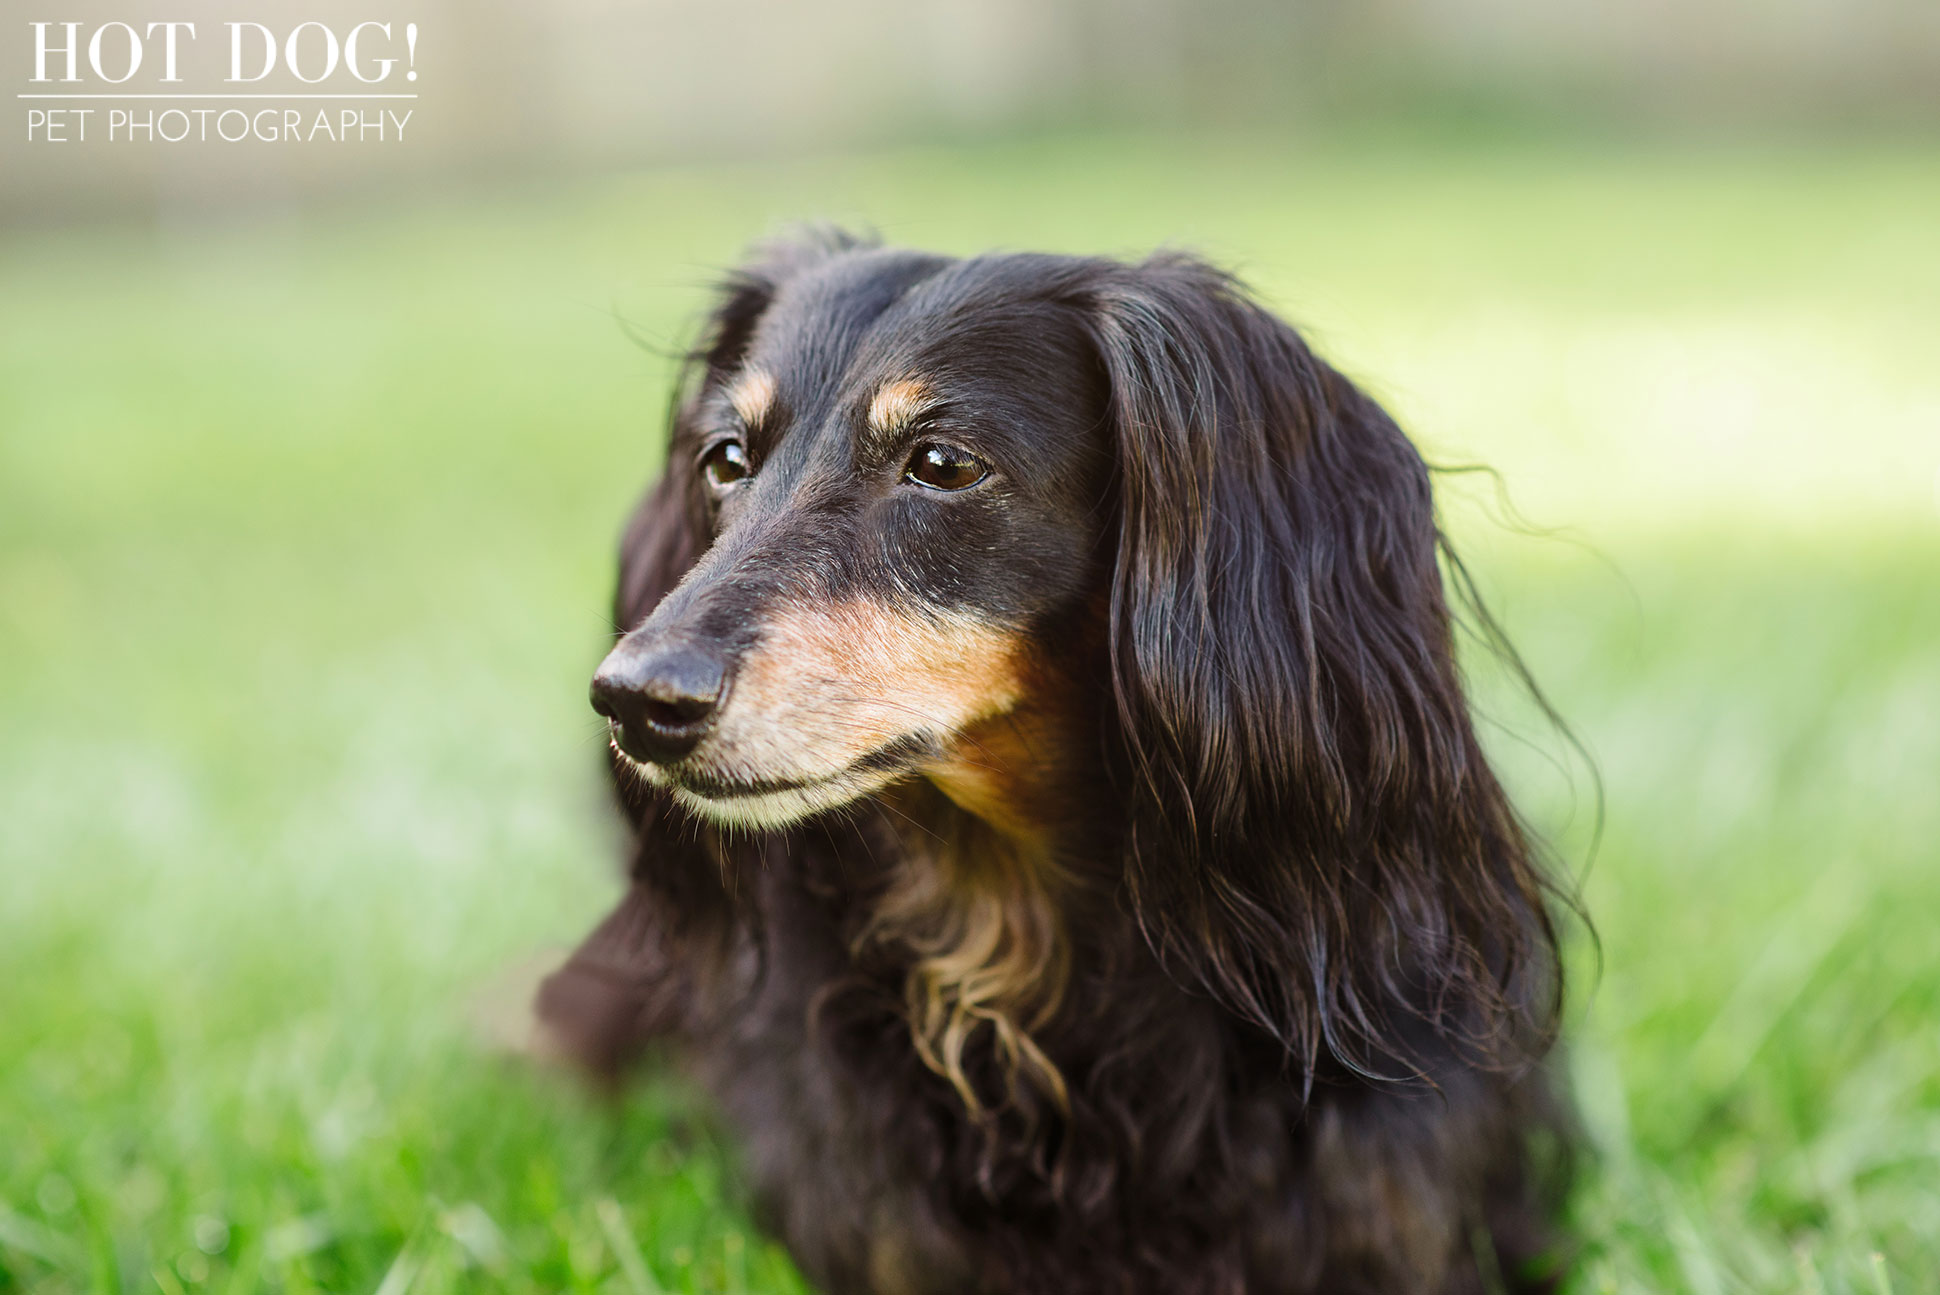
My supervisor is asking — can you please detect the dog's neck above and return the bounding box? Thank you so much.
[860,784,1074,1114]
[853,677,1120,1117]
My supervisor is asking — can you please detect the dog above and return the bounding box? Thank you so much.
[538,230,1575,1294]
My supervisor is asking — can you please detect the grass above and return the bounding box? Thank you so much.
[3,130,1937,1293]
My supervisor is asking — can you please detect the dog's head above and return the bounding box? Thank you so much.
[594,237,1114,833]
[593,230,1562,1078]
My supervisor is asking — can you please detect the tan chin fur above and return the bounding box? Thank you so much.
[704,599,1027,788]
[863,789,1073,1119]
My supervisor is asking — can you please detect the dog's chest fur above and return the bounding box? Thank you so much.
[667,818,1530,1295]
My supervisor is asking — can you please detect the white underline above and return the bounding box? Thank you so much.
[18,93,419,100]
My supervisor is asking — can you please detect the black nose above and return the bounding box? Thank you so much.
[590,641,729,765]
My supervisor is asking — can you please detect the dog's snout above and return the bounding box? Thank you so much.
[591,642,729,765]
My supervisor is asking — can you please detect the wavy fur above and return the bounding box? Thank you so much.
[539,231,1576,1294]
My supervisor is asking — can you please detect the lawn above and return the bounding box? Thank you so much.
[2,131,1937,1294]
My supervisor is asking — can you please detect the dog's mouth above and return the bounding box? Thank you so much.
[676,732,928,797]
[611,731,935,826]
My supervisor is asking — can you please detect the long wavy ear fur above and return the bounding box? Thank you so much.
[1078,253,1561,1084]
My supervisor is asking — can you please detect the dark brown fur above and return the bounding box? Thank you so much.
[540,231,1576,1294]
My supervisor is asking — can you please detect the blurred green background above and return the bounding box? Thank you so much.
[4,3,1940,1292]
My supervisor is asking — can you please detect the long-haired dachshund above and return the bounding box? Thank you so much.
[539,230,1574,1294]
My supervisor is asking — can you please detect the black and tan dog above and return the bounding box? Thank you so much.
[540,230,1575,1294]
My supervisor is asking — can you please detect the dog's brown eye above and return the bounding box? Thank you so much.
[905,443,988,492]
[700,440,751,491]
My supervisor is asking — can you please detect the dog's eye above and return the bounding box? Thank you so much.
[904,443,988,492]
[700,440,752,492]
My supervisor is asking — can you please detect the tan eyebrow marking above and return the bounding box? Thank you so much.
[725,368,777,428]
[867,378,936,436]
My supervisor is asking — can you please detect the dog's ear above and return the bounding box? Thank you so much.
[1079,254,1560,1082]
